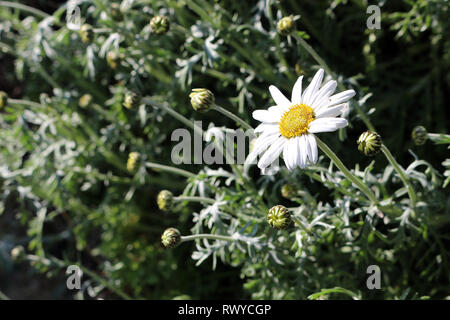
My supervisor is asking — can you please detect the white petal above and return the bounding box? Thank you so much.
[246,133,280,165]
[306,133,318,163]
[254,123,279,134]
[252,110,281,123]
[283,140,293,171]
[269,85,291,107]
[310,80,337,109]
[291,76,303,105]
[315,103,347,118]
[286,138,299,170]
[308,117,348,133]
[302,69,324,106]
[258,136,285,169]
[299,135,308,168]
[328,90,355,106]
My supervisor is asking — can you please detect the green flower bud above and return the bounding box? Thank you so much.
[150,15,170,35]
[110,3,123,21]
[106,51,121,69]
[80,24,94,43]
[357,131,382,157]
[161,227,181,248]
[281,184,297,199]
[11,245,26,262]
[267,205,292,230]
[157,190,174,212]
[277,16,295,36]
[189,88,214,112]
[123,91,141,109]
[0,91,8,109]
[79,94,93,108]
[127,152,140,172]
[412,126,428,146]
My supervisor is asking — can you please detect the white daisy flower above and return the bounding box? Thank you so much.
[247,68,355,171]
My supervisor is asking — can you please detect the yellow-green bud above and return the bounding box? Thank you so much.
[0,91,8,109]
[123,91,141,109]
[150,15,170,35]
[189,88,214,112]
[110,3,123,21]
[127,152,140,172]
[79,94,93,108]
[11,245,26,262]
[412,126,428,146]
[161,227,181,248]
[281,184,297,199]
[267,205,292,230]
[80,24,94,43]
[357,131,382,157]
[157,190,174,211]
[277,16,295,36]
[106,51,121,69]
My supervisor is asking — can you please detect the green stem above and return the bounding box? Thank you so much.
[212,105,253,131]
[315,137,379,205]
[174,196,216,204]
[0,290,10,300]
[0,1,49,19]
[181,234,235,243]
[145,161,195,178]
[380,144,417,207]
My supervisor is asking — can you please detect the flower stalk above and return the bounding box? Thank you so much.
[315,137,379,205]
[380,144,417,207]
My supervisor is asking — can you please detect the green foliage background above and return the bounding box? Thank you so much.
[0,0,449,299]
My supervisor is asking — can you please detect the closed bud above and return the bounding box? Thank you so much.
[80,24,94,43]
[106,51,121,69]
[110,3,123,21]
[0,91,8,109]
[189,88,214,112]
[281,184,297,199]
[357,131,382,157]
[157,190,174,211]
[79,94,93,108]
[161,227,181,248]
[11,245,26,262]
[123,90,141,109]
[411,126,427,146]
[277,16,295,36]
[150,15,170,35]
[127,152,140,172]
[267,205,292,230]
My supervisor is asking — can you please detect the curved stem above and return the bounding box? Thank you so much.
[380,144,417,207]
[315,137,379,205]
[174,196,216,204]
[145,161,195,178]
[212,105,253,131]
[0,1,49,19]
[181,234,235,243]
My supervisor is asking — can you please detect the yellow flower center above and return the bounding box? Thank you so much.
[279,104,315,138]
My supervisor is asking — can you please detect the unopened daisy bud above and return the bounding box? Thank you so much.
[157,190,174,212]
[79,94,92,108]
[11,245,26,262]
[150,15,170,35]
[110,3,123,21]
[106,51,121,69]
[411,126,428,146]
[189,88,214,112]
[161,227,181,248]
[123,91,141,109]
[357,131,382,157]
[267,205,292,230]
[127,152,140,172]
[277,16,295,36]
[80,24,94,43]
[281,184,297,199]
